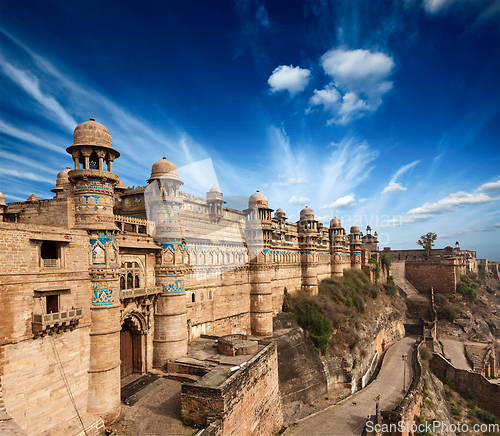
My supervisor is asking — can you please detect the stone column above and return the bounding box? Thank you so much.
[250,260,273,336]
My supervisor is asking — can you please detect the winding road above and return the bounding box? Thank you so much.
[284,336,417,436]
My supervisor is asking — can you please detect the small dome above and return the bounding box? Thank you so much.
[275,208,286,218]
[209,186,221,192]
[115,179,126,191]
[330,217,341,228]
[72,118,113,148]
[148,157,181,183]
[248,191,268,208]
[350,225,360,233]
[0,191,5,206]
[300,206,314,220]
[55,167,71,187]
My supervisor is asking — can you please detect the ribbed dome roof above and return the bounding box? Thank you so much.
[72,118,113,148]
[330,217,341,228]
[248,191,268,208]
[209,186,221,192]
[55,167,71,187]
[148,157,181,183]
[115,179,126,190]
[350,225,360,233]
[300,206,314,220]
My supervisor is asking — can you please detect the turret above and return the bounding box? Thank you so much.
[298,206,318,295]
[66,118,121,424]
[349,225,362,270]
[245,191,273,336]
[145,157,188,366]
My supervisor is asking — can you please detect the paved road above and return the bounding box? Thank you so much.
[284,336,417,436]
[440,338,471,371]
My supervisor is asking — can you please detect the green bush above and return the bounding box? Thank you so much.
[420,345,433,362]
[384,276,398,296]
[477,408,500,425]
[380,254,392,274]
[457,274,478,304]
[293,296,331,355]
[437,307,458,321]
[368,258,380,282]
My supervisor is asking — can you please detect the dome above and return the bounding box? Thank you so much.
[248,191,268,208]
[300,206,314,220]
[148,157,181,183]
[350,225,360,233]
[0,191,5,206]
[72,118,113,148]
[209,186,221,193]
[330,217,341,228]
[55,167,71,188]
[275,208,286,218]
[115,179,126,191]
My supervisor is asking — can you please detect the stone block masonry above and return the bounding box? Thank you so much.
[181,342,283,436]
[430,353,500,419]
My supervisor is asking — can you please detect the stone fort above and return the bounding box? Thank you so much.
[0,118,478,435]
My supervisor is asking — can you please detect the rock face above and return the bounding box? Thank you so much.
[273,303,406,405]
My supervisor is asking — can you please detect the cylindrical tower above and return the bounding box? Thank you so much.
[246,191,273,336]
[67,118,121,424]
[145,157,188,367]
[329,217,347,276]
[298,206,318,295]
[350,225,362,270]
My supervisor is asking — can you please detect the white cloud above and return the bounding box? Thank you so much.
[289,195,310,205]
[477,180,500,193]
[316,215,329,223]
[381,160,420,194]
[322,194,356,209]
[0,54,76,131]
[422,0,500,26]
[407,191,499,214]
[308,48,395,124]
[268,65,311,96]
[382,181,407,194]
[423,0,456,14]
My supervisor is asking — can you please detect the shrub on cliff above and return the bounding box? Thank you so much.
[286,291,331,355]
[368,258,380,283]
[384,276,398,296]
[478,264,487,281]
[380,254,392,274]
[457,274,478,304]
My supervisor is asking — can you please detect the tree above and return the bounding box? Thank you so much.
[416,232,437,258]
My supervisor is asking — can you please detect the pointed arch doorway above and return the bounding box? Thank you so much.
[120,315,144,378]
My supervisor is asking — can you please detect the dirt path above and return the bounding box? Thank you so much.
[440,338,472,371]
[283,336,417,436]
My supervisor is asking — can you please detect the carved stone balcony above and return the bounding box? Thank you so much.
[120,286,162,300]
[32,308,83,336]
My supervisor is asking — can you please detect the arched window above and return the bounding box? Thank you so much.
[191,293,196,303]
[120,276,125,290]
[135,275,140,288]
[127,273,133,289]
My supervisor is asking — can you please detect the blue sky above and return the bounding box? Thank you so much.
[0,0,499,259]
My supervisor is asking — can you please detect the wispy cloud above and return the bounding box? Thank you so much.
[0,54,76,130]
[273,177,308,187]
[440,222,500,238]
[381,160,420,194]
[0,168,54,184]
[407,191,499,214]
[308,47,395,124]
[268,65,311,96]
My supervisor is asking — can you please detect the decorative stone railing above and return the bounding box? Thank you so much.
[120,286,162,300]
[114,215,152,234]
[43,258,59,268]
[32,308,83,336]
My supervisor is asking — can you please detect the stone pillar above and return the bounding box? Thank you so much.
[301,252,318,295]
